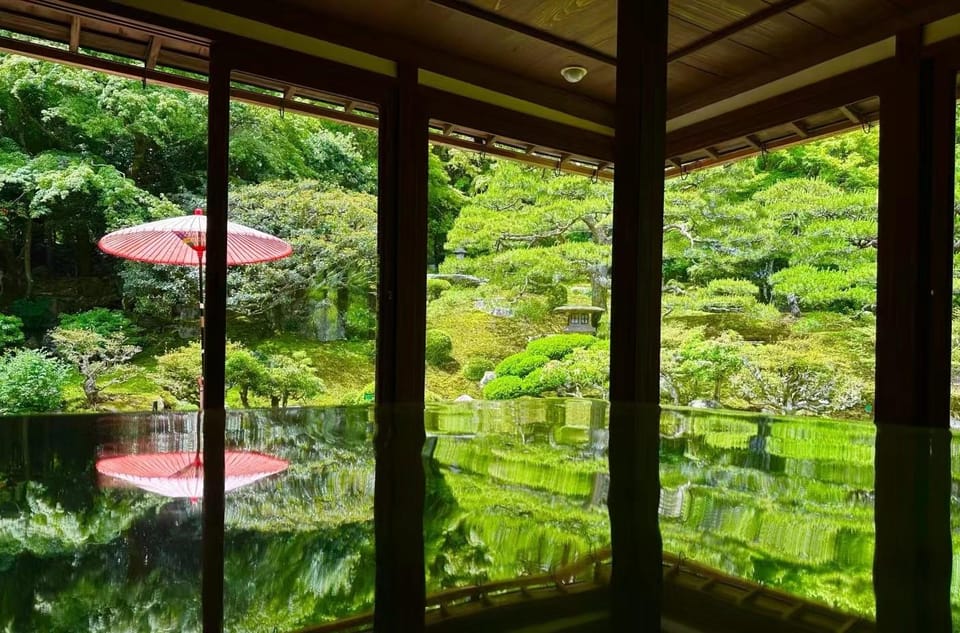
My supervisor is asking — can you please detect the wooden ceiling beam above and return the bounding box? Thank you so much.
[423,86,615,163]
[666,0,808,63]
[428,132,613,181]
[787,121,809,138]
[427,0,615,66]
[68,14,79,52]
[0,32,380,131]
[668,0,960,119]
[144,35,161,70]
[667,60,888,159]
[839,104,863,125]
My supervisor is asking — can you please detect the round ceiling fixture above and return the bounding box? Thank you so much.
[560,65,588,83]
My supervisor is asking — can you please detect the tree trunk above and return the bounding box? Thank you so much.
[23,219,33,298]
[590,265,608,327]
[83,374,99,406]
[270,395,280,409]
[240,387,250,408]
[281,393,289,409]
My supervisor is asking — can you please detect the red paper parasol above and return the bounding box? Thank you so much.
[98,208,292,267]
[96,451,289,500]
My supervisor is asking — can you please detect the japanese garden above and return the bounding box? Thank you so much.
[0,52,959,632]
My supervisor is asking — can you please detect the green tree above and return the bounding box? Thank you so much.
[0,144,178,296]
[154,341,205,406]
[255,351,325,408]
[224,347,268,408]
[227,181,378,334]
[50,327,140,406]
[444,161,612,310]
[735,343,862,416]
[427,151,465,267]
[673,331,744,402]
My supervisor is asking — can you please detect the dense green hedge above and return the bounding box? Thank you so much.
[482,375,526,400]
[524,334,596,360]
[495,352,549,378]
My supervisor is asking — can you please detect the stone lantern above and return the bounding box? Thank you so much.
[553,305,605,334]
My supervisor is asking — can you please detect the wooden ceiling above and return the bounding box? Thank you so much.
[263,0,960,117]
[0,0,957,180]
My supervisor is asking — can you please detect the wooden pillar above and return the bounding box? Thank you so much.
[202,41,230,633]
[873,29,955,633]
[608,0,668,631]
[374,63,428,633]
[875,29,955,428]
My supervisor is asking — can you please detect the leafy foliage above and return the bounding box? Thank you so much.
[0,313,24,349]
[226,181,378,333]
[254,350,326,408]
[57,308,138,339]
[735,342,863,416]
[154,341,205,406]
[0,348,69,414]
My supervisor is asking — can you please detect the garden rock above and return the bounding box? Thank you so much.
[479,371,497,387]
[689,399,721,409]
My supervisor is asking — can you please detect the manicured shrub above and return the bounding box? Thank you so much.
[425,329,454,366]
[427,278,452,301]
[0,314,24,350]
[482,375,525,400]
[0,348,69,415]
[521,364,568,395]
[525,334,596,360]
[495,352,549,378]
[462,357,495,381]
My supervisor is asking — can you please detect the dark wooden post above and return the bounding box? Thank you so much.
[875,29,955,428]
[374,63,428,633]
[608,0,668,631]
[874,29,955,633]
[202,41,230,633]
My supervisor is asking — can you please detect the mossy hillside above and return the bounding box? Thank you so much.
[425,287,565,399]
